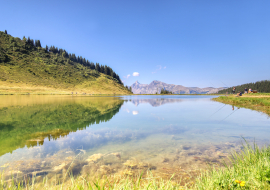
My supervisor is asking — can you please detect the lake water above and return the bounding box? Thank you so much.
[0,95,269,184]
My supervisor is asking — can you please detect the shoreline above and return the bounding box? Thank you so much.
[213,94,270,116]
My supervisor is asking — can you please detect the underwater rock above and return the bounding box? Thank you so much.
[86,153,104,163]
[53,163,67,171]
[110,152,121,159]
[123,169,134,176]
[148,165,157,170]
[182,145,191,150]
[8,170,22,174]
[123,160,137,169]
[98,165,111,174]
[162,158,170,163]
[81,165,92,175]
[138,162,148,168]
[174,155,180,161]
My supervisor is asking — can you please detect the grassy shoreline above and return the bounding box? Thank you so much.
[213,94,270,116]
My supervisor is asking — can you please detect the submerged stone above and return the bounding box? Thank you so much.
[123,160,137,169]
[86,153,104,163]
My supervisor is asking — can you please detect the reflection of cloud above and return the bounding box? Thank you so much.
[132,111,139,115]
[133,72,140,76]
[151,113,164,121]
[126,109,130,113]
[164,66,166,69]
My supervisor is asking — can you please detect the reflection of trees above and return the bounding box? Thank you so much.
[0,98,124,156]
[129,98,183,107]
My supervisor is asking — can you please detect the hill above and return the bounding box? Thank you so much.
[0,30,132,94]
[130,80,226,94]
[218,80,270,94]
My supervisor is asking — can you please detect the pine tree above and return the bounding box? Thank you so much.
[100,65,105,73]
[104,65,108,75]
[95,63,100,72]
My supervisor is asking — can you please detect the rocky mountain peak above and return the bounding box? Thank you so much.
[130,80,226,94]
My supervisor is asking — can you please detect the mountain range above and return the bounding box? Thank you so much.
[130,80,226,94]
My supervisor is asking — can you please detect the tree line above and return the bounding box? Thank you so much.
[1,30,123,85]
[218,80,270,94]
[125,86,132,93]
[160,88,172,94]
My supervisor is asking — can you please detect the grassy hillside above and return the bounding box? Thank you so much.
[0,31,131,94]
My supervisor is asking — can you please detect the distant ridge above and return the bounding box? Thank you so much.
[131,80,226,94]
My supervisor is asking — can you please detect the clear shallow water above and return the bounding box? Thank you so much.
[0,95,269,183]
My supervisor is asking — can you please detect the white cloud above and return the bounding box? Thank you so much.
[133,72,140,76]
[123,74,131,79]
[132,111,139,115]
[152,65,165,74]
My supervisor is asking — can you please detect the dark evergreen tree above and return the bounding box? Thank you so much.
[5,30,7,34]
[90,62,95,70]
[95,63,100,72]
[100,65,105,73]
[104,65,108,75]
[35,40,41,47]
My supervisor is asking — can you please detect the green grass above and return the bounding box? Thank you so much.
[195,140,270,189]
[213,94,270,116]
[0,171,184,190]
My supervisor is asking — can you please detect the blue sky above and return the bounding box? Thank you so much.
[1,0,270,88]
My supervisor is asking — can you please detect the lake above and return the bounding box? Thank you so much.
[0,95,269,184]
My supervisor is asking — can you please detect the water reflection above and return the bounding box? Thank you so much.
[0,96,124,156]
[128,98,183,107]
[0,95,270,186]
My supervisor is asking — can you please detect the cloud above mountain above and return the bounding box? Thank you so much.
[133,72,140,76]
[123,74,131,79]
[152,65,166,74]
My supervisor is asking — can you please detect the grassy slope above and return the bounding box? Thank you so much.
[213,94,270,116]
[0,32,131,94]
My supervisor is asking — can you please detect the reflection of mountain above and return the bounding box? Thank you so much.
[0,97,124,156]
[131,80,226,94]
[129,98,183,107]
